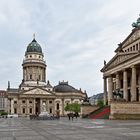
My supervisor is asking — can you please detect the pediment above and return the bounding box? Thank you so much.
[22,88,53,95]
[122,29,140,47]
[101,52,138,72]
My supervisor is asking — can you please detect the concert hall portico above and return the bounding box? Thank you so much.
[101,16,140,105]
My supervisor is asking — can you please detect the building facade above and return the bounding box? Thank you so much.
[89,93,103,105]
[0,90,7,112]
[101,16,140,105]
[7,37,87,117]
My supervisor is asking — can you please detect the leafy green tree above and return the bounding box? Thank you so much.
[97,100,104,108]
[0,111,8,116]
[64,103,81,113]
[64,104,71,112]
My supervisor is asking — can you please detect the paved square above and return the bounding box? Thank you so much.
[0,117,140,140]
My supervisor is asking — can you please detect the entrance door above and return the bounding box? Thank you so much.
[35,98,40,115]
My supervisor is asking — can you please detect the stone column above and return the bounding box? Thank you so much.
[116,72,120,89]
[61,99,64,116]
[44,68,46,82]
[138,74,140,101]
[40,98,42,113]
[108,76,113,104]
[131,65,137,101]
[11,99,14,114]
[26,99,29,115]
[123,70,128,101]
[33,98,36,114]
[103,77,107,105]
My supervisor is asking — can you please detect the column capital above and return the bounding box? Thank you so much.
[122,68,127,72]
[131,65,136,69]
[115,71,119,74]
[108,75,113,78]
[103,76,107,79]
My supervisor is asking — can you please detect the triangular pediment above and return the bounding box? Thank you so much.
[115,29,140,52]
[122,29,140,48]
[101,52,138,72]
[22,88,53,95]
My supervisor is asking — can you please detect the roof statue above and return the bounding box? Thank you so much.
[132,14,140,28]
[33,33,35,39]
[104,60,106,66]
[8,81,10,90]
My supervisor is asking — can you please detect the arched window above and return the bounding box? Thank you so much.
[56,103,59,110]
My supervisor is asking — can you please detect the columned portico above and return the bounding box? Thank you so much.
[101,16,140,119]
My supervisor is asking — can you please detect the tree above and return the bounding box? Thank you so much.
[64,104,71,112]
[97,100,104,108]
[0,111,8,116]
[64,103,81,113]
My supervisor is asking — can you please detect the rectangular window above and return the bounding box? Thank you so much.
[22,100,26,104]
[14,101,17,104]
[133,45,135,51]
[22,100,25,104]
[49,100,52,104]
[29,100,32,104]
[136,44,138,50]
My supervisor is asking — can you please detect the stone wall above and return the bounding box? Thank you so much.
[110,102,140,119]
[81,104,99,117]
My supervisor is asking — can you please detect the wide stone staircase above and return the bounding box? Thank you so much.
[84,106,110,119]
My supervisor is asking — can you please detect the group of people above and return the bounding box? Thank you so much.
[67,112,79,120]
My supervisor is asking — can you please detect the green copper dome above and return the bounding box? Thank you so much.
[26,39,42,53]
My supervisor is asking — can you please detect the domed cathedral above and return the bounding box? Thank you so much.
[7,36,87,117]
[20,37,47,89]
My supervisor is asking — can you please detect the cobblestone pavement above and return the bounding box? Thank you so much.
[0,117,140,140]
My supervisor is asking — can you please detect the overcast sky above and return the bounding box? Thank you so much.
[0,0,140,97]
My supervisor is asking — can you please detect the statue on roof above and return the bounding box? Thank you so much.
[132,14,140,28]
[104,60,106,66]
